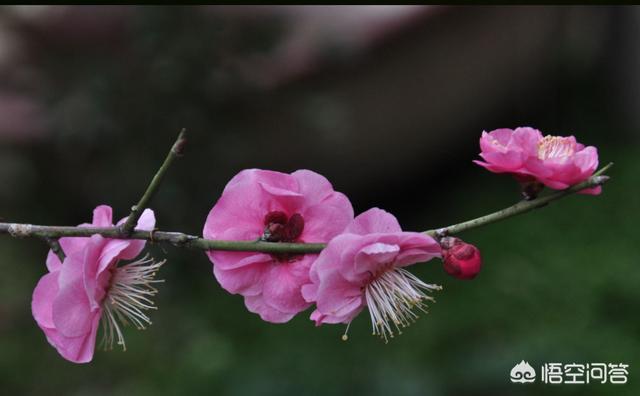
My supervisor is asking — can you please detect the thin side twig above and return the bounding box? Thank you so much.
[43,237,65,261]
[424,162,613,238]
[119,129,187,236]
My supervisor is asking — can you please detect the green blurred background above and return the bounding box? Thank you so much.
[0,6,638,395]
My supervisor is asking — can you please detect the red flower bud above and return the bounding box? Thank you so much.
[440,237,482,280]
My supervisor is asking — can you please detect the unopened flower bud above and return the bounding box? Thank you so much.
[440,237,482,280]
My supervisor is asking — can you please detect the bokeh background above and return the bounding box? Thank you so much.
[0,5,638,395]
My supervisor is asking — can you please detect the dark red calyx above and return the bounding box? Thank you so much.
[264,211,287,226]
[263,211,305,243]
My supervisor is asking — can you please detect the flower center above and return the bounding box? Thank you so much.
[537,135,575,160]
[100,255,165,351]
[364,267,441,343]
[262,211,305,262]
[489,136,506,149]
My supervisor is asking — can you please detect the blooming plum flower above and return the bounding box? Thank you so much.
[525,134,601,195]
[473,127,542,177]
[302,208,442,342]
[474,127,601,195]
[203,169,353,323]
[31,205,162,363]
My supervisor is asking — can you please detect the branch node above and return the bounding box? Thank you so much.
[174,234,193,247]
[171,128,187,157]
[435,228,448,239]
[8,223,32,238]
[592,175,610,185]
[149,228,158,243]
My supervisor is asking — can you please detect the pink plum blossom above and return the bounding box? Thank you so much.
[203,169,353,323]
[474,127,601,195]
[524,134,601,195]
[473,127,543,177]
[301,208,442,342]
[31,205,162,363]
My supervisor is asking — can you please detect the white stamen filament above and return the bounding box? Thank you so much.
[100,254,165,351]
[538,135,574,160]
[364,267,442,343]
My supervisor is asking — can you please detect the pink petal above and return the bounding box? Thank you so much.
[52,278,93,338]
[301,282,318,303]
[97,239,130,274]
[47,232,91,272]
[244,295,297,323]
[523,157,554,178]
[261,262,312,314]
[314,270,363,323]
[209,251,272,271]
[539,179,570,190]
[479,130,504,154]
[58,248,86,291]
[57,313,100,364]
[395,247,441,267]
[213,262,270,296]
[573,146,599,174]
[312,233,362,282]
[309,309,325,325]
[479,151,523,170]
[393,232,442,267]
[40,326,65,353]
[46,250,63,272]
[300,194,353,242]
[473,160,512,174]
[354,242,400,275]
[578,185,602,195]
[512,127,543,155]
[224,169,302,213]
[32,271,60,329]
[291,169,336,205]
[324,296,363,324]
[258,182,304,211]
[486,128,514,147]
[344,208,401,235]
[224,168,257,189]
[203,180,272,241]
[82,235,111,309]
[259,182,303,198]
[92,205,113,227]
[116,208,156,260]
[247,169,299,191]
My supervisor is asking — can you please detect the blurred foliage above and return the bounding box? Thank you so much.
[0,6,638,396]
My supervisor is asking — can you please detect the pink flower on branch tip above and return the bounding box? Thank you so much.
[474,127,601,196]
[203,169,354,323]
[301,208,442,342]
[440,237,482,280]
[32,205,163,363]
